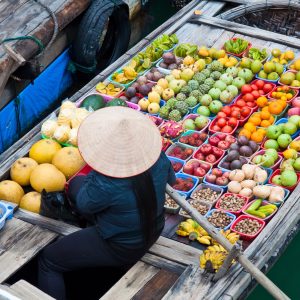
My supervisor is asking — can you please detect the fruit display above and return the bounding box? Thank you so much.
[208,133,236,149]
[224,38,249,56]
[217,193,248,213]
[217,105,252,124]
[174,43,198,58]
[157,52,182,71]
[270,86,298,102]
[182,159,211,178]
[180,199,210,218]
[246,47,269,61]
[160,121,183,139]
[231,216,264,238]
[179,131,208,147]
[182,115,210,131]
[257,61,284,81]
[172,175,197,193]
[209,117,237,134]
[111,66,138,84]
[167,144,194,160]
[279,71,300,87]
[251,149,281,168]
[193,144,224,165]
[204,168,229,187]
[244,199,277,219]
[270,49,295,65]
[270,169,299,188]
[164,194,180,211]
[95,82,123,97]
[264,124,293,151]
[191,185,222,204]
[206,210,235,229]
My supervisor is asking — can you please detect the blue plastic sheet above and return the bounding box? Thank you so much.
[0,49,73,153]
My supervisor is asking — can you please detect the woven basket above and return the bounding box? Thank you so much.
[218,2,300,38]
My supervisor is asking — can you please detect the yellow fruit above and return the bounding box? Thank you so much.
[284,50,295,61]
[283,149,298,160]
[30,164,66,193]
[57,108,74,126]
[10,157,38,186]
[199,46,209,57]
[294,60,300,71]
[157,78,169,90]
[147,102,160,114]
[290,140,300,151]
[148,91,161,104]
[138,98,150,111]
[29,139,62,164]
[69,128,78,146]
[152,85,164,96]
[183,55,195,65]
[52,147,85,179]
[20,192,41,213]
[272,49,281,58]
[0,180,24,205]
[162,88,175,101]
[41,119,58,137]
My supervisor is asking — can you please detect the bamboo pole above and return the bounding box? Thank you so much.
[166,184,290,300]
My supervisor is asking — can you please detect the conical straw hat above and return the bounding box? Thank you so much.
[77,106,162,178]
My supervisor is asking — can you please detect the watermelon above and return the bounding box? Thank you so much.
[105,98,128,107]
[81,94,105,110]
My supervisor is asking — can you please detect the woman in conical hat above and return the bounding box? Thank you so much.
[38,107,176,299]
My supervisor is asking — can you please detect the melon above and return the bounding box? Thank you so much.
[10,157,38,186]
[80,94,106,110]
[52,147,85,179]
[20,191,41,213]
[29,139,62,164]
[30,164,66,193]
[0,180,24,204]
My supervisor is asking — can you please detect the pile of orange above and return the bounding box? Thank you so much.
[270,86,296,101]
[248,111,275,128]
[256,96,287,115]
[239,126,266,143]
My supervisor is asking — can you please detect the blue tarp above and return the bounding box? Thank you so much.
[0,49,73,153]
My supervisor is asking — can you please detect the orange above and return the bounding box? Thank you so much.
[286,93,293,100]
[257,128,266,135]
[260,111,271,120]
[269,115,275,124]
[251,131,264,143]
[239,129,251,139]
[269,102,283,115]
[280,95,287,101]
[262,106,269,112]
[260,120,271,127]
[244,122,256,133]
[277,99,287,108]
[249,116,261,126]
[256,96,268,108]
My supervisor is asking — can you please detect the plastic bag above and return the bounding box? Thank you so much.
[41,112,58,138]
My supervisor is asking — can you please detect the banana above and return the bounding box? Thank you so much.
[197,236,211,245]
[189,231,199,241]
[178,222,194,233]
[176,230,189,237]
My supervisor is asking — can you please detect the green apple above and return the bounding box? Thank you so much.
[200,94,212,106]
[288,115,300,128]
[251,60,262,74]
[272,175,282,185]
[214,81,227,91]
[262,154,275,168]
[293,157,300,171]
[283,122,297,135]
[197,106,210,117]
[209,100,223,114]
[252,155,262,165]
[277,134,292,149]
[281,159,295,171]
[277,123,285,132]
[264,139,279,150]
[281,170,298,186]
[258,70,268,79]
[195,116,209,129]
[265,149,278,161]
[266,125,281,139]
[183,119,196,130]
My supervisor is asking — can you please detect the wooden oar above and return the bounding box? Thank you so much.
[166,184,290,300]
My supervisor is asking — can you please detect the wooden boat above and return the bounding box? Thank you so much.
[1,0,300,299]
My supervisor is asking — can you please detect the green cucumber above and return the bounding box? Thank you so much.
[248,199,262,211]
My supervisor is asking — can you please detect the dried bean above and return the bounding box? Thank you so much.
[207,211,233,229]
[192,188,220,203]
[234,219,261,235]
[181,200,209,217]
[219,194,246,212]
[165,194,179,208]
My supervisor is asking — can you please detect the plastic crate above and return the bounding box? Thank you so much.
[171,173,199,197]
[242,47,270,63]
[179,199,211,219]
[192,105,216,119]
[275,118,300,140]
[156,59,171,75]
[167,156,185,174]
[233,93,258,111]
[269,86,299,103]
[203,168,229,190]
[182,159,212,181]
[242,199,278,222]
[230,215,265,241]
[193,145,225,167]
[95,81,124,98]
[183,114,211,132]
[250,150,283,171]
[215,193,250,216]
[223,38,252,58]
[268,169,300,192]
[278,70,300,89]
[165,142,195,161]
[177,130,208,149]
[206,209,236,230]
[208,117,239,135]
[218,155,250,172]
[0,202,13,231]
[265,184,290,207]
[190,183,224,206]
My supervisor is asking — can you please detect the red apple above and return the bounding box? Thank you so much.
[206,154,217,164]
[199,132,208,141]
[190,161,200,169]
[194,167,206,177]
[212,147,223,158]
[183,164,194,175]
[223,171,230,178]
[208,136,220,147]
[200,162,211,172]
[200,144,213,155]
[225,135,236,144]
[216,176,229,186]
[195,152,205,161]
[218,140,230,150]
[205,174,216,184]
[211,168,223,177]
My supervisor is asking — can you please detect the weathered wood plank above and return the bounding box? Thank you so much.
[0,0,29,24]
[162,265,213,300]
[132,269,179,300]
[189,15,300,48]
[141,253,186,275]
[10,280,54,300]
[100,261,159,300]
[0,284,23,299]
[0,218,57,283]
[149,236,202,266]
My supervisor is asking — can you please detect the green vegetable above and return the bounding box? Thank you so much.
[248,48,268,60]
[247,199,262,211]
[224,38,249,54]
[152,34,178,51]
[174,43,198,58]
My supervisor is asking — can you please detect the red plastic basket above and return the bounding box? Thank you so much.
[268,169,300,192]
[230,215,265,241]
[242,200,278,222]
[223,38,252,58]
[208,117,239,135]
[193,146,225,167]
[215,193,249,216]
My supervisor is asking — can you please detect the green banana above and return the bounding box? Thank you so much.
[245,209,266,218]
[248,199,262,211]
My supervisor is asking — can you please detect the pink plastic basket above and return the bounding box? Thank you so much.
[223,38,252,58]
[208,117,238,135]
[268,169,300,192]
[215,193,249,216]
[250,150,283,171]
[242,200,278,222]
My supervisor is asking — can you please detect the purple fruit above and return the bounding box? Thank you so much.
[239,145,253,157]
[131,82,139,89]
[230,143,239,151]
[138,84,151,96]
[151,67,158,73]
[238,135,249,146]
[168,63,178,70]
[130,96,140,104]
[221,161,230,170]
[146,72,154,81]
[162,52,176,64]
[147,81,156,88]
[153,71,164,81]
[125,87,136,98]
[137,76,147,85]
[160,62,168,69]
[240,157,248,165]
[230,160,242,170]
[226,150,240,162]
[248,140,259,152]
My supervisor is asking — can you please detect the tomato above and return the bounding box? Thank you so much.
[258,90,265,95]
[228,117,238,127]
[217,117,227,127]
[246,101,256,108]
[221,125,233,133]
[217,112,227,118]
[255,80,265,89]
[231,106,240,112]
[231,110,241,119]
[212,125,221,132]
[243,93,254,102]
[263,83,273,94]
[241,84,252,94]
[241,107,251,117]
[236,99,246,107]
[221,106,231,116]
[250,84,258,91]
[251,90,260,99]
